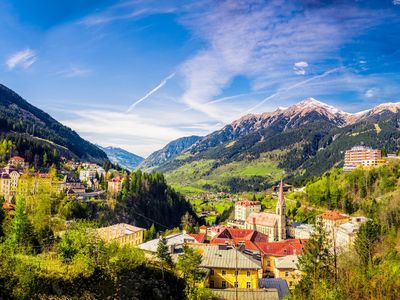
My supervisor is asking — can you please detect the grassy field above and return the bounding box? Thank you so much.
[165,156,284,193]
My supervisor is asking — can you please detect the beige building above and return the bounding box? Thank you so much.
[245,180,286,242]
[235,200,261,221]
[8,156,27,169]
[96,223,145,246]
[108,177,123,195]
[317,211,349,236]
[344,146,384,171]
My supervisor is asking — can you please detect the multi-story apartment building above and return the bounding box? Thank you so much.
[234,200,261,221]
[344,146,384,171]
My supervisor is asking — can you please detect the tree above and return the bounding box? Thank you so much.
[156,235,173,280]
[176,245,204,298]
[7,197,36,252]
[181,212,195,233]
[145,223,156,241]
[295,221,336,297]
[0,197,5,238]
[354,220,381,268]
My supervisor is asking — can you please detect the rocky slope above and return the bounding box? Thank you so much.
[98,145,144,170]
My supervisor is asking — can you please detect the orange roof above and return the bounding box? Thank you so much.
[10,156,24,161]
[189,232,207,243]
[319,211,348,221]
[256,239,307,257]
[210,228,269,251]
[246,212,278,227]
[2,202,16,210]
[236,200,261,207]
[200,225,207,229]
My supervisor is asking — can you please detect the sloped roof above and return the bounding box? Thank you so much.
[236,200,261,207]
[198,244,262,270]
[274,255,299,269]
[318,211,348,221]
[189,232,207,243]
[138,232,197,252]
[258,278,289,299]
[247,212,278,227]
[210,228,269,251]
[96,223,144,242]
[256,239,306,257]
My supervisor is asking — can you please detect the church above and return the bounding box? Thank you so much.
[244,180,287,242]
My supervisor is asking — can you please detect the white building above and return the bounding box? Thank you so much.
[335,216,368,252]
[138,232,198,254]
[234,200,261,221]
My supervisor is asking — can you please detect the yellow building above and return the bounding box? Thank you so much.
[108,177,123,195]
[273,255,301,289]
[195,244,262,290]
[95,223,145,246]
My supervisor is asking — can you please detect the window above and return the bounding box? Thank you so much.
[222,281,227,289]
[210,280,214,288]
[222,270,226,276]
[285,271,289,277]
[267,260,271,267]
[246,282,251,289]
[234,282,238,288]
[210,269,214,275]
[234,270,239,276]
[246,271,251,277]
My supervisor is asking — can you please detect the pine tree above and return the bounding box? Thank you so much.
[176,245,204,297]
[157,235,173,267]
[354,220,381,268]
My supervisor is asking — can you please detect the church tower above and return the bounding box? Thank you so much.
[276,179,286,240]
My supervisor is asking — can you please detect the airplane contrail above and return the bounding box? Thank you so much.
[127,72,175,112]
[245,67,341,114]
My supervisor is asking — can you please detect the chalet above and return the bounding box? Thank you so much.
[96,223,145,246]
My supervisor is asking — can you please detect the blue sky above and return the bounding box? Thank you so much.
[1,0,400,157]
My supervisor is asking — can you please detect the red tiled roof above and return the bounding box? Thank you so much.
[318,211,348,221]
[256,239,307,257]
[2,202,16,210]
[210,228,269,251]
[236,200,261,207]
[200,225,207,229]
[189,232,207,243]
[10,156,24,161]
[246,212,278,227]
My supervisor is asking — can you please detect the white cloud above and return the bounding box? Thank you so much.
[56,66,92,78]
[393,0,400,6]
[6,48,37,70]
[178,1,377,121]
[365,88,378,98]
[293,61,309,75]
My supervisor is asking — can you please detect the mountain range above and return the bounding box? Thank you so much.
[0,83,108,165]
[98,145,144,170]
[141,98,400,193]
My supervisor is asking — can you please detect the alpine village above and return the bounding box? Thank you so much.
[1,1,400,300]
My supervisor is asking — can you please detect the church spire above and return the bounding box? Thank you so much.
[278,179,285,206]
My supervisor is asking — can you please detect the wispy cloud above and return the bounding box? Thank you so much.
[293,61,309,75]
[177,1,378,121]
[56,66,92,78]
[127,72,175,112]
[393,0,400,6]
[6,48,37,70]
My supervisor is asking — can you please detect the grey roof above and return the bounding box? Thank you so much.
[199,245,262,270]
[258,278,289,300]
[138,232,197,252]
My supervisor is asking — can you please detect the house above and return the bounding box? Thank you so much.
[244,180,287,242]
[317,211,349,237]
[335,216,368,251]
[235,200,261,221]
[195,244,263,289]
[108,177,123,195]
[189,232,207,243]
[210,228,269,251]
[273,255,301,289]
[8,156,26,169]
[288,223,315,239]
[0,167,22,202]
[138,232,198,254]
[96,223,145,246]
[255,239,306,278]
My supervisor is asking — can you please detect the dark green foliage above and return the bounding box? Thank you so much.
[144,223,156,241]
[0,84,108,164]
[157,236,173,267]
[354,220,381,268]
[114,171,197,230]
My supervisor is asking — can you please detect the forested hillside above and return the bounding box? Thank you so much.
[0,84,108,164]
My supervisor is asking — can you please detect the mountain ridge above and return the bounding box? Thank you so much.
[98,145,144,170]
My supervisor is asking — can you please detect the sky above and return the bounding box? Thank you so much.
[0,0,400,157]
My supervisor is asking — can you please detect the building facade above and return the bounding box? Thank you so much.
[235,200,261,221]
[344,146,384,171]
[96,223,145,246]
